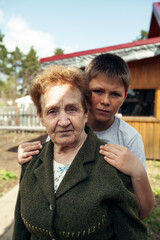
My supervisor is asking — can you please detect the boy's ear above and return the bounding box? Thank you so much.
[124,93,128,100]
[120,93,127,108]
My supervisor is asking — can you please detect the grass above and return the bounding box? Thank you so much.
[143,159,160,240]
[144,193,160,240]
[155,174,160,180]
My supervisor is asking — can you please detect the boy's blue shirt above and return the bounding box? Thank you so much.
[95,115,146,170]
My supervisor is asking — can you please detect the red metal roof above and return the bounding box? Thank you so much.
[40,37,160,63]
[148,2,160,38]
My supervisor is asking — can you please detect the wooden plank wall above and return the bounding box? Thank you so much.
[128,55,160,89]
[122,117,160,160]
[123,56,160,160]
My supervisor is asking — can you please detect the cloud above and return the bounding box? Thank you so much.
[3,16,57,58]
[3,15,80,59]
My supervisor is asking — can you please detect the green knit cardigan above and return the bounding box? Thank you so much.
[13,125,147,240]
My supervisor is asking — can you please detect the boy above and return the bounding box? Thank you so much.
[18,53,154,219]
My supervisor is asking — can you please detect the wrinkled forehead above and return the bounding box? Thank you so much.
[41,84,83,108]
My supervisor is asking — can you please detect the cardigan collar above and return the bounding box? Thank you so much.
[34,125,99,200]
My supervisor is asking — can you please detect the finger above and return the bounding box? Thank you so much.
[19,156,33,165]
[23,150,40,158]
[100,145,121,157]
[101,144,127,152]
[105,144,124,149]
[23,144,42,152]
[104,156,118,167]
[99,149,117,160]
[19,141,42,148]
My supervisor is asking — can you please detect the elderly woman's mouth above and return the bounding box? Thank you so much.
[56,130,73,133]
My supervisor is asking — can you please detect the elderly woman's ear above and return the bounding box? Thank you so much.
[40,117,44,127]
[84,111,88,124]
[39,112,44,127]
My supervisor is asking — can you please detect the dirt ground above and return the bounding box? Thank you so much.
[0,130,47,197]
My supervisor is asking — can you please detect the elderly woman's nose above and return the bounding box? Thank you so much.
[58,111,70,126]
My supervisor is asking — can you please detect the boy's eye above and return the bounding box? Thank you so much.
[111,92,121,97]
[92,89,103,95]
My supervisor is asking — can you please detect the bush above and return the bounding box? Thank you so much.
[0,169,17,181]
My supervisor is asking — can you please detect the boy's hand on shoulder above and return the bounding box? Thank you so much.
[18,141,42,165]
[99,144,143,177]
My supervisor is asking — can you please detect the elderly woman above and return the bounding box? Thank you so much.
[13,65,147,240]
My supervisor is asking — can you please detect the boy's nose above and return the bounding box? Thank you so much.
[101,94,110,105]
[58,112,70,127]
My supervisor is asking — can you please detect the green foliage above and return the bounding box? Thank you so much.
[152,188,160,197]
[0,31,12,75]
[154,161,160,168]
[54,48,64,55]
[9,46,24,70]
[0,30,41,99]
[136,30,148,40]
[0,169,17,181]
[144,204,160,239]
[0,29,69,99]
[20,47,40,94]
[3,76,18,99]
[155,174,160,180]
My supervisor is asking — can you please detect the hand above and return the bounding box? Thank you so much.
[18,141,42,165]
[99,144,143,178]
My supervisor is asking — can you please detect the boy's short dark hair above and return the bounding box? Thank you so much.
[85,53,131,93]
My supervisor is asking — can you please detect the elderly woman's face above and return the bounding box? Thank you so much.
[40,84,88,148]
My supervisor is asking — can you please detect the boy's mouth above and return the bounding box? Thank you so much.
[97,108,110,113]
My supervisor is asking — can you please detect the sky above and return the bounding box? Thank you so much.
[0,0,156,59]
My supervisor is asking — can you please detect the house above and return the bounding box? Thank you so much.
[15,95,33,108]
[40,2,160,160]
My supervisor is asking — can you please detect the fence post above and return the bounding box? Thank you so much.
[16,103,19,126]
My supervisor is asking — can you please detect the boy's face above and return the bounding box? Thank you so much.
[88,74,127,131]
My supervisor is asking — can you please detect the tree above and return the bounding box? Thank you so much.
[8,47,24,93]
[136,30,148,40]
[20,47,40,94]
[9,47,24,70]
[2,76,17,100]
[0,31,11,75]
[0,30,40,100]
[54,48,64,55]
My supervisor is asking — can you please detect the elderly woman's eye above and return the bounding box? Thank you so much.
[66,106,76,113]
[48,109,57,115]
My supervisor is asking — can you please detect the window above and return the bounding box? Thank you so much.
[119,89,155,116]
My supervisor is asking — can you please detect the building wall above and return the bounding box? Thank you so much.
[124,55,160,159]
[128,55,160,89]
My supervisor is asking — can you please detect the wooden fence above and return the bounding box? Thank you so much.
[0,104,44,130]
